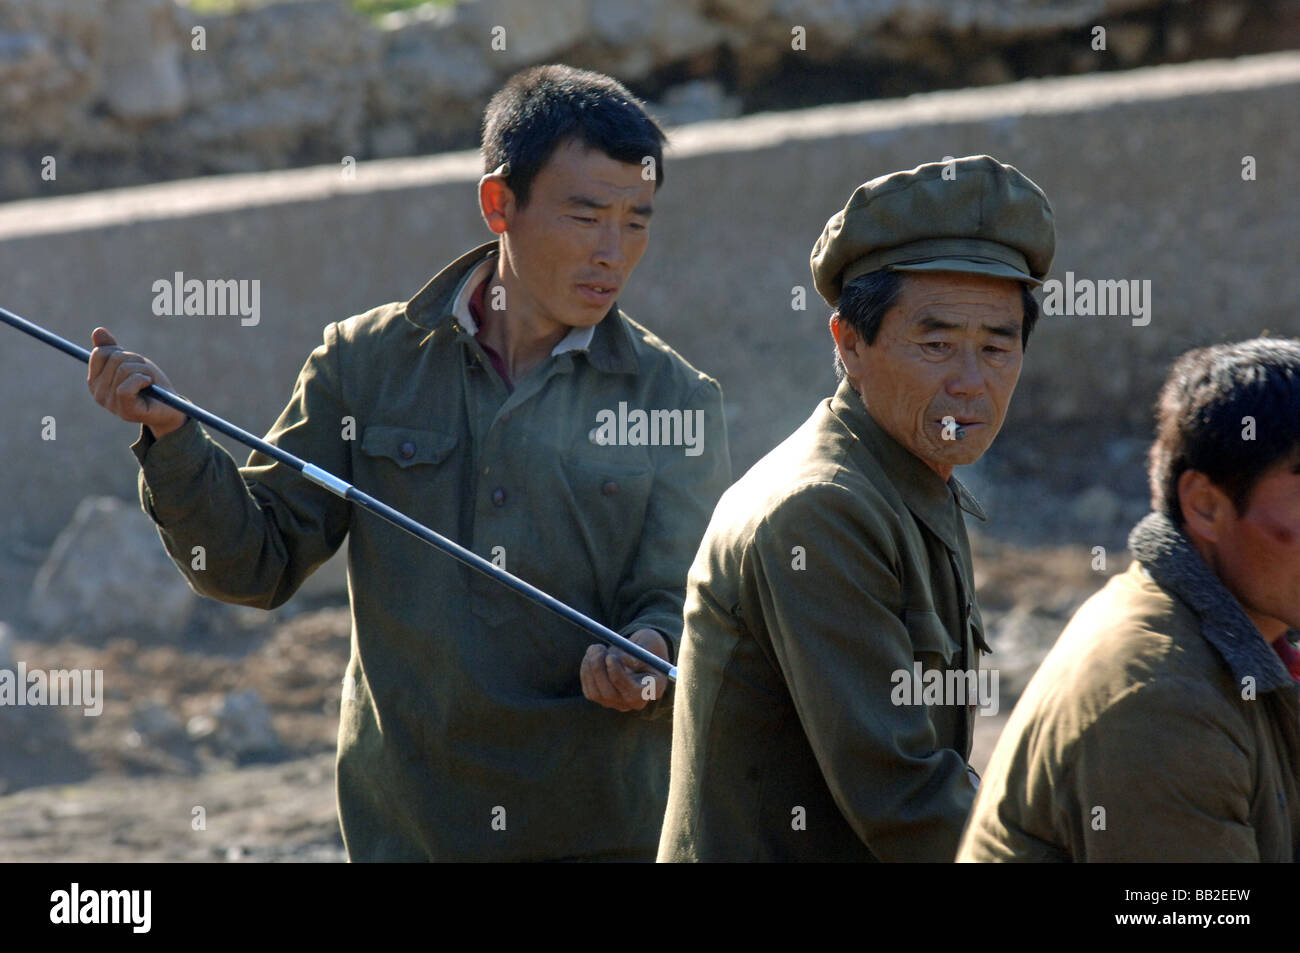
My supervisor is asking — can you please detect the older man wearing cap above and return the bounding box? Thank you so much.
[657,155,1055,862]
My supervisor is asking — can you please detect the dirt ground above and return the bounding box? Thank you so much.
[0,753,344,862]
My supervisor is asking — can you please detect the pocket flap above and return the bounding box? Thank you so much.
[561,454,655,494]
[360,425,457,468]
[903,608,957,665]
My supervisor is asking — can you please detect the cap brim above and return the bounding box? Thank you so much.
[888,257,1042,286]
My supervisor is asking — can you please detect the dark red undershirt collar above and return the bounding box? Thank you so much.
[467,273,514,393]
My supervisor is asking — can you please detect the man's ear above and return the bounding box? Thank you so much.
[479,173,512,235]
[831,313,863,381]
[1179,470,1230,545]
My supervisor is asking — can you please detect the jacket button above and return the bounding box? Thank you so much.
[491,487,506,507]
[602,481,618,496]
[399,441,416,460]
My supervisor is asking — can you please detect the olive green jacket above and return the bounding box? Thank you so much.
[130,242,732,861]
[959,512,1300,862]
[658,378,990,862]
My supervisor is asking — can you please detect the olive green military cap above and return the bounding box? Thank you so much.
[810,155,1055,307]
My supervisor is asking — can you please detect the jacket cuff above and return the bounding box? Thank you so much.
[617,620,676,666]
[130,417,205,480]
[131,418,210,528]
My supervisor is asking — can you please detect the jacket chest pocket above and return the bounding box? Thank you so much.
[554,455,655,605]
[464,453,654,636]
[356,425,460,518]
[903,607,959,670]
[903,606,971,753]
[360,425,458,467]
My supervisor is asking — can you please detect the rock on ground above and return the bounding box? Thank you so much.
[27,496,198,644]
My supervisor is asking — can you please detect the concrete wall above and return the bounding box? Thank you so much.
[2,52,1297,565]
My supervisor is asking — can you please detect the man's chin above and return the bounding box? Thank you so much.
[925,435,994,469]
[566,302,616,325]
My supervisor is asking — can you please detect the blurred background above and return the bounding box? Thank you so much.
[0,0,1297,860]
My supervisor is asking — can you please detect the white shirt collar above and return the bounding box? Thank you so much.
[451,254,596,355]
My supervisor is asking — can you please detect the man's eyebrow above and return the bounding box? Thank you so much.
[913,315,1020,338]
[914,315,962,333]
[981,321,1021,339]
[565,195,653,217]
[566,195,609,210]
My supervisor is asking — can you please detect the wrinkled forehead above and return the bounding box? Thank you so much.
[891,273,1024,329]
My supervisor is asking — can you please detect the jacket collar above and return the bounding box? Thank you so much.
[829,378,986,552]
[1129,511,1294,694]
[402,240,639,375]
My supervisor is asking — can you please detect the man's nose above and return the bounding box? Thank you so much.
[591,221,627,271]
[945,347,986,400]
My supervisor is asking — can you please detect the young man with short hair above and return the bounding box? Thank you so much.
[88,65,732,861]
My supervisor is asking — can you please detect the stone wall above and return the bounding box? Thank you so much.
[1,53,1297,611]
[1,0,1297,200]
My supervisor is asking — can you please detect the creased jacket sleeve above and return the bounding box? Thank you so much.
[747,481,975,861]
[1066,678,1259,861]
[611,377,732,655]
[129,322,352,610]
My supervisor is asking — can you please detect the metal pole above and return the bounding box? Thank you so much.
[0,306,676,681]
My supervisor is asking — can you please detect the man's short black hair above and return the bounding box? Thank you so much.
[481,64,666,208]
[831,269,1040,382]
[1149,337,1300,527]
